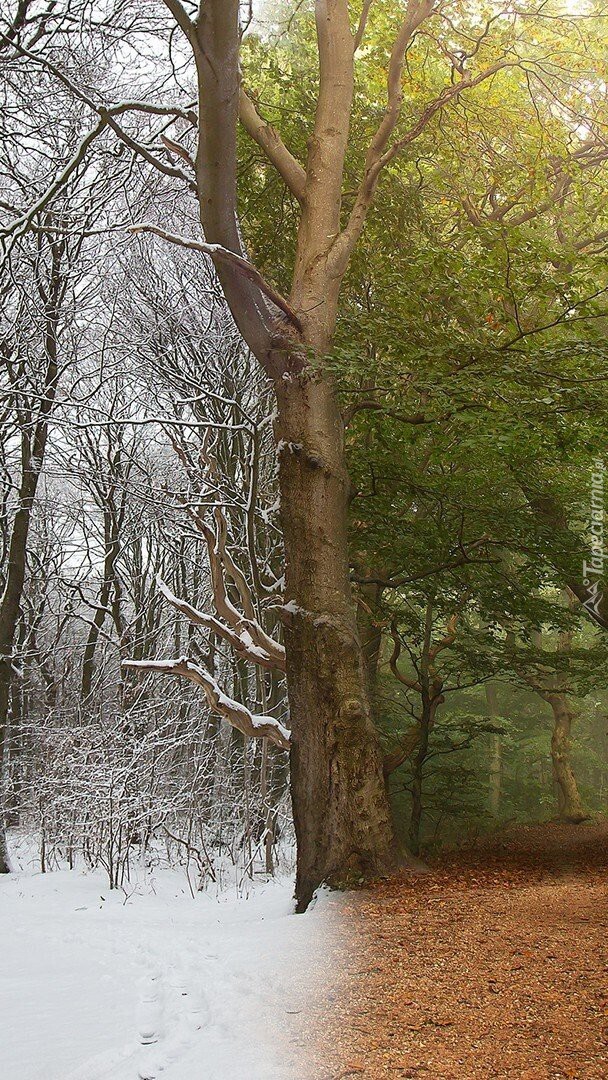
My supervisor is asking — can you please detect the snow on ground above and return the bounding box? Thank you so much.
[0,862,336,1080]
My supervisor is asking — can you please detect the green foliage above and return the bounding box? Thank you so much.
[388,682,608,850]
[239,1,608,845]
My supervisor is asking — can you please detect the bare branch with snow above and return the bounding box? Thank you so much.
[122,657,290,749]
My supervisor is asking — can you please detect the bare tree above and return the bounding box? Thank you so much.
[0,226,86,869]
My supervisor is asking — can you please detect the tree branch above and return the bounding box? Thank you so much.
[128,223,302,333]
[331,58,512,273]
[353,0,375,51]
[157,577,285,672]
[238,89,306,202]
[389,622,421,691]
[122,657,290,749]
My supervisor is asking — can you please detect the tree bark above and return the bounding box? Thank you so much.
[546,692,587,823]
[0,825,9,874]
[0,236,64,870]
[276,376,396,909]
[408,694,442,856]
[0,466,40,871]
[485,683,502,818]
[409,711,430,857]
[356,580,385,700]
[81,507,123,701]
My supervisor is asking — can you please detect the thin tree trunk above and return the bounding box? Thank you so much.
[409,707,431,857]
[0,494,36,871]
[0,824,10,874]
[408,688,444,856]
[81,503,124,702]
[485,683,502,818]
[489,735,502,818]
[407,599,443,856]
[0,238,64,869]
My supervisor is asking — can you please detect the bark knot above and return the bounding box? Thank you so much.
[338,697,367,725]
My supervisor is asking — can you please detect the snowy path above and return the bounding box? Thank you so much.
[0,869,333,1080]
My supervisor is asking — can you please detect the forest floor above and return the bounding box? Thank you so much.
[0,860,335,1080]
[3,824,606,1079]
[320,821,608,1080]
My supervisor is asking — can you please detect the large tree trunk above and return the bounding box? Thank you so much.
[546,692,587,823]
[189,1,397,910]
[276,376,395,910]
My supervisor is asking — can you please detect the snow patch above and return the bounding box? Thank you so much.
[276,440,303,455]
[282,600,312,618]
[0,868,336,1080]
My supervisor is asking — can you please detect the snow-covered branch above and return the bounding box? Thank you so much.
[157,576,285,672]
[122,657,290,750]
[128,224,302,334]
